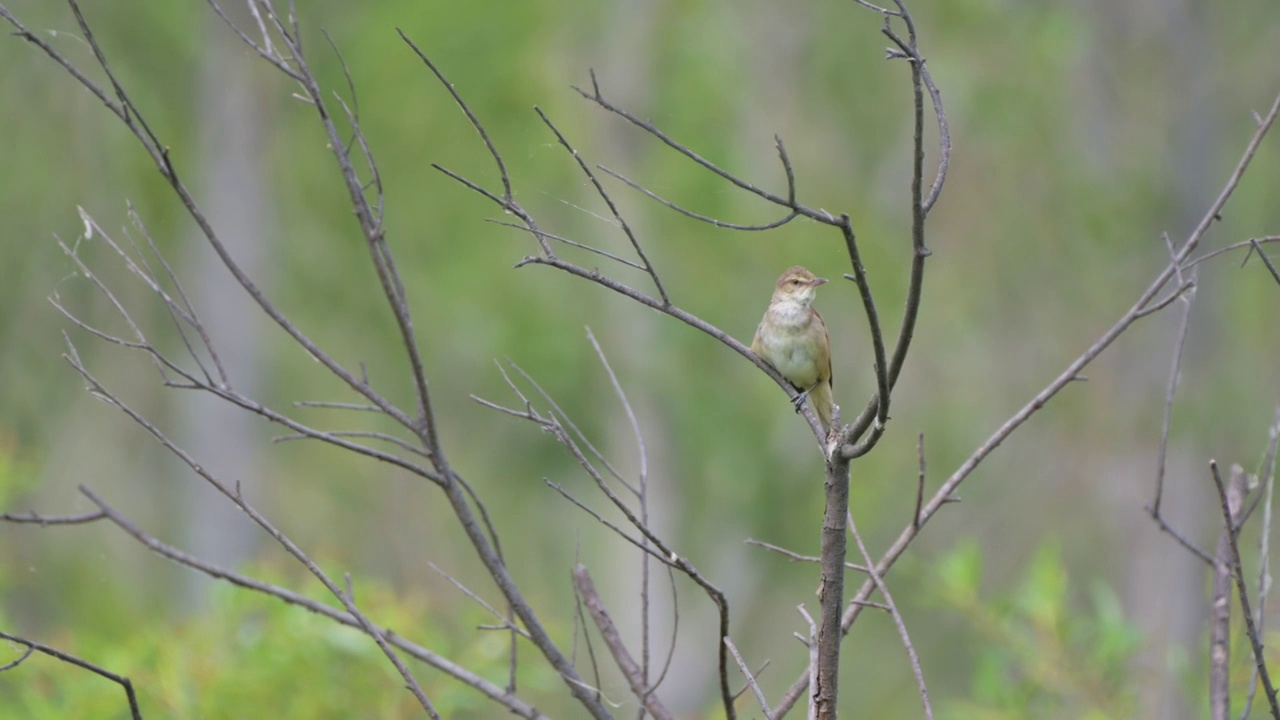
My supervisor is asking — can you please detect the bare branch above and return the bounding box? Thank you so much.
[583,327,657,701]
[576,70,829,222]
[1241,413,1280,719]
[546,482,677,568]
[0,644,35,672]
[427,562,531,639]
[1211,460,1280,718]
[744,538,869,572]
[848,512,932,719]
[76,490,548,718]
[1210,466,1246,720]
[838,215,892,453]
[725,636,775,720]
[840,0,945,460]
[774,81,1280,720]
[1247,238,1280,285]
[573,565,674,720]
[1,1,423,435]
[536,108,669,305]
[571,541,607,710]
[0,509,106,526]
[1184,235,1280,270]
[272,429,431,459]
[488,219,647,271]
[60,349,440,717]
[913,433,926,529]
[1146,266,1212,564]
[398,30,514,205]
[0,629,142,720]
[598,165,800,232]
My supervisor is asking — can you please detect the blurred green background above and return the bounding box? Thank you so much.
[1,0,1278,717]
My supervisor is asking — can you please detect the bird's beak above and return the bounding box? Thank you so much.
[811,277,829,287]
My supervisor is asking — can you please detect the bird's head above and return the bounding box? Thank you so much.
[771,265,828,307]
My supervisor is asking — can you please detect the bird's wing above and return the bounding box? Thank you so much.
[813,308,832,391]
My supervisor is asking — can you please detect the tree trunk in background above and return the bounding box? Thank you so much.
[177,8,274,606]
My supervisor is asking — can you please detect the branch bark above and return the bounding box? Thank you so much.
[573,565,674,720]
[814,456,850,718]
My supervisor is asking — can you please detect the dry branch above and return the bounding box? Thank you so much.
[0,629,142,720]
[573,565,674,720]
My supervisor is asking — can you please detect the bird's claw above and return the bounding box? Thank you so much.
[791,388,811,413]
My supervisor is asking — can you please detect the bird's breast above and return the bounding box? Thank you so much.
[757,306,822,387]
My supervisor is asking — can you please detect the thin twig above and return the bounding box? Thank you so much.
[848,512,933,719]
[1146,266,1211,564]
[598,166,800,231]
[536,109,669,305]
[76,491,547,718]
[725,636,775,720]
[58,331,440,717]
[0,510,106,526]
[488,219,647,270]
[914,433,926,529]
[0,644,35,672]
[744,538,869,572]
[427,562,531,639]
[1247,238,1280,285]
[1185,236,1280,270]
[583,328,656,706]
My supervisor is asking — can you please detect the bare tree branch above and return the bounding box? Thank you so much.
[1210,466,1245,720]
[574,565,674,720]
[583,327,659,707]
[0,509,106,526]
[1147,260,1214,565]
[0,629,142,720]
[725,636,775,720]
[773,81,1280,720]
[1211,460,1280,719]
[1241,413,1280,720]
[1247,238,1280,285]
[848,512,932,720]
[75,490,549,719]
[60,355,442,717]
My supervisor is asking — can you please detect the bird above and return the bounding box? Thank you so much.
[751,265,834,432]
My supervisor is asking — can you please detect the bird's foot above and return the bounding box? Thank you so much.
[791,387,812,413]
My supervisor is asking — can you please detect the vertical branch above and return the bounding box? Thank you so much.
[584,327,655,712]
[1242,415,1280,719]
[841,0,939,457]
[1147,264,1211,561]
[1210,465,1245,720]
[1211,460,1280,719]
[813,455,851,719]
[797,605,819,720]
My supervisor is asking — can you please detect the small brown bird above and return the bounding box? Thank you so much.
[751,265,834,431]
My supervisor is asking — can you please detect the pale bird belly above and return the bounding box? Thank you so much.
[759,331,821,388]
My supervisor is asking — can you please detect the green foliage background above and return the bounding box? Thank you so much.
[1,0,1278,717]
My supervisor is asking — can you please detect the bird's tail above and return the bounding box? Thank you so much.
[810,379,833,432]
